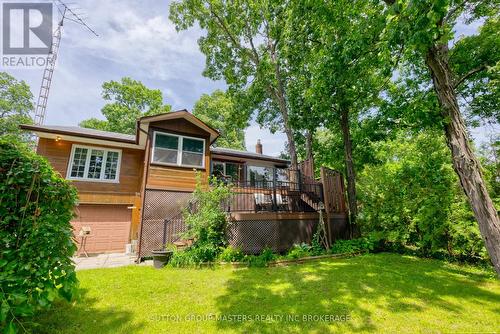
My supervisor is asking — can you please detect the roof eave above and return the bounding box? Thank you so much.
[19,124,136,144]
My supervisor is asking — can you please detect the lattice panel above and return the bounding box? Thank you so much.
[138,190,192,257]
[228,219,319,254]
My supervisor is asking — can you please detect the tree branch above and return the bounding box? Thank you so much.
[207,3,258,65]
[444,0,469,23]
[454,65,486,89]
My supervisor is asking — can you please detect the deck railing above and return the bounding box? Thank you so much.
[223,180,323,213]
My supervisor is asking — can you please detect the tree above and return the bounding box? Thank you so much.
[193,90,247,150]
[0,72,33,142]
[382,0,500,275]
[358,130,487,261]
[284,1,390,229]
[169,0,301,174]
[450,18,500,126]
[80,77,171,134]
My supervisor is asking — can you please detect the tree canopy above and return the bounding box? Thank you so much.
[80,77,171,134]
[170,0,302,170]
[0,72,33,142]
[193,90,247,150]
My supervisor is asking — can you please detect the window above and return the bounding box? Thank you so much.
[152,131,205,168]
[67,145,121,182]
[211,161,243,183]
[248,166,273,187]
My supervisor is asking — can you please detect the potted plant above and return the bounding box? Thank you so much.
[151,247,174,268]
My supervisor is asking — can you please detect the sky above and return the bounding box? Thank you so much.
[2,0,496,156]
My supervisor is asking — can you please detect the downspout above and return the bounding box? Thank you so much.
[135,125,151,262]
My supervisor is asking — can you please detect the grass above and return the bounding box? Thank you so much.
[33,253,500,333]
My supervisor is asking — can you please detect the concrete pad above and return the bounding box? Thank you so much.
[72,253,149,270]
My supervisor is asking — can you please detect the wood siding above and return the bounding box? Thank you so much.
[145,121,211,191]
[149,118,211,138]
[37,137,144,204]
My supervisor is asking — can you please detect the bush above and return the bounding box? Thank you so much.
[330,237,376,255]
[244,248,277,267]
[0,140,78,332]
[285,243,313,259]
[218,246,244,262]
[357,131,488,262]
[169,174,231,266]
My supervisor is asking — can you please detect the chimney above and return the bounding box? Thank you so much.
[256,139,263,154]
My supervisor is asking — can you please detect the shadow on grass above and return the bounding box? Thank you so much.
[215,253,499,333]
[30,288,144,334]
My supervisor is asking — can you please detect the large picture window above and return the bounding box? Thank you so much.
[152,131,205,168]
[67,145,121,182]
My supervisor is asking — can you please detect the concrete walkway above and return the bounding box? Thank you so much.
[73,253,151,270]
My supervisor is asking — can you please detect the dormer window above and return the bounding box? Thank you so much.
[152,131,205,168]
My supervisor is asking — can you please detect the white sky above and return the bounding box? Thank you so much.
[2,0,495,156]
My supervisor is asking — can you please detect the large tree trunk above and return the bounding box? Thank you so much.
[270,52,299,181]
[305,129,315,171]
[340,106,360,237]
[426,43,500,276]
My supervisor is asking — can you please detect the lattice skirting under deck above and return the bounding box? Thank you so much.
[138,189,192,258]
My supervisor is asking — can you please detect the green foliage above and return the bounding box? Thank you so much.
[217,246,244,263]
[357,131,487,261]
[80,77,172,134]
[169,175,231,266]
[193,90,247,150]
[170,0,302,166]
[330,237,376,255]
[0,72,34,143]
[285,243,312,260]
[243,248,277,267]
[450,18,500,125]
[0,140,78,332]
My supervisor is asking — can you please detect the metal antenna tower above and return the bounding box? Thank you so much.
[33,0,98,126]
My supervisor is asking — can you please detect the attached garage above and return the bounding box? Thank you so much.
[72,204,132,254]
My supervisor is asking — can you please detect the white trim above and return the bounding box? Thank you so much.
[151,131,206,169]
[66,144,122,183]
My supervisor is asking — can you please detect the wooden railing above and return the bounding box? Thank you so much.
[224,180,323,213]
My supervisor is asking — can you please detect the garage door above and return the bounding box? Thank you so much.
[72,204,132,254]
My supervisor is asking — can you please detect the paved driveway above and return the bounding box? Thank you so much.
[73,253,151,270]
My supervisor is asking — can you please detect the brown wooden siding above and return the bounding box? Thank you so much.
[37,137,144,204]
[150,118,211,138]
[145,121,211,191]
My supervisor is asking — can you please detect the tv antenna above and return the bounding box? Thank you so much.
[33,0,98,126]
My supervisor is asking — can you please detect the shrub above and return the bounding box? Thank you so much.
[357,131,488,262]
[244,248,277,267]
[0,140,78,332]
[330,237,376,255]
[218,246,244,262]
[169,174,231,266]
[285,243,313,259]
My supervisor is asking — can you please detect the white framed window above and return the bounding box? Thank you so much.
[152,131,205,168]
[66,144,121,183]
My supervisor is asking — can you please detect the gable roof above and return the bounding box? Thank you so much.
[138,110,219,144]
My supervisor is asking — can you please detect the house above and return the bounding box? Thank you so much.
[21,110,348,259]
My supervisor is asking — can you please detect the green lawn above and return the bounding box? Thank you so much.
[33,253,500,333]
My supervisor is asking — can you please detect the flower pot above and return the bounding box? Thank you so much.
[151,249,173,269]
